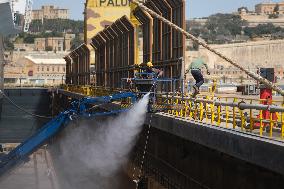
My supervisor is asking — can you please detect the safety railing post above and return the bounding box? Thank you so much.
[260,110,263,136]
[210,103,215,125]
[233,98,237,129]
[205,100,209,124]
[189,100,193,119]
[199,102,204,121]
[217,104,221,126]
[270,113,273,138]
[239,109,245,131]
[250,100,253,132]
[225,98,229,128]
[282,110,284,139]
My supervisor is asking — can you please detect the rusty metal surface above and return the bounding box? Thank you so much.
[145,1,162,62]
[133,7,153,63]
[133,0,185,79]
[91,16,136,89]
[64,44,90,85]
[78,0,186,88]
[64,56,72,85]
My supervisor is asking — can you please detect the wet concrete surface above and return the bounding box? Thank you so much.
[0,147,136,189]
[0,149,59,189]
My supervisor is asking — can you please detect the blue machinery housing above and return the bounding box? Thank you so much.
[0,92,137,176]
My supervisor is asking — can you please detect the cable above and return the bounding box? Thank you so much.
[0,90,52,119]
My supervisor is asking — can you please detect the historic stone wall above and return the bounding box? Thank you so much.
[199,40,284,69]
[184,40,284,82]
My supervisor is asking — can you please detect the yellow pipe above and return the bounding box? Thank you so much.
[260,110,263,136]
[250,100,253,132]
[211,103,215,125]
[199,102,204,121]
[217,105,221,126]
[225,98,229,128]
[270,113,273,138]
[233,98,237,129]
[282,111,284,139]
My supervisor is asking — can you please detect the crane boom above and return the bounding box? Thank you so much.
[23,0,33,32]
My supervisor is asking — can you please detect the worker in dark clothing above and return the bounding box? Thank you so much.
[146,62,163,78]
[185,57,210,95]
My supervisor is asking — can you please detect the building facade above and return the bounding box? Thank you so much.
[32,5,69,20]
[4,54,67,86]
[34,35,73,52]
[255,2,284,15]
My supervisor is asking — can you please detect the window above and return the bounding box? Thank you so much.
[42,67,44,71]
[63,67,65,72]
[57,66,60,72]
[37,66,40,72]
[52,67,55,72]
[47,67,49,72]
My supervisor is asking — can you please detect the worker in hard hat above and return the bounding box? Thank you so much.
[185,56,210,95]
[145,61,163,78]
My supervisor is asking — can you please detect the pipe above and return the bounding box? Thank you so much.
[171,96,284,112]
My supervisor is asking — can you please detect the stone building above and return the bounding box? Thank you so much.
[255,2,284,15]
[34,35,73,52]
[4,53,66,86]
[32,5,69,20]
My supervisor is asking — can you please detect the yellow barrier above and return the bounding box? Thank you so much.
[61,84,284,140]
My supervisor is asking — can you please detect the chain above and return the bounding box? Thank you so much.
[131,0,284,96]
[132,81,157,187]
[138,113,153,178]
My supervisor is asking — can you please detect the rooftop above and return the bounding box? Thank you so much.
[25,55,66,65]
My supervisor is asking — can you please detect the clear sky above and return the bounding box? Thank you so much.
[32,0,279,20]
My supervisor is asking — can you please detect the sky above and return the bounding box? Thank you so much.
[31,0,279,20]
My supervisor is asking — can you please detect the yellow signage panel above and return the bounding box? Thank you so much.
[85,0,145,64]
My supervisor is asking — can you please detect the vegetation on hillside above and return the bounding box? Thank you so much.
[71,36,84,50]
[3,37,14,51]
[14,19,84,45]
[29,19,84,34]
[15,31,64,44]
[244,23,284,39]
[187,13,284,45]
[187,14,247,44]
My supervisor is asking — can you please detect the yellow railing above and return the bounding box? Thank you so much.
[162,95,284,140]
[61,84,284,140]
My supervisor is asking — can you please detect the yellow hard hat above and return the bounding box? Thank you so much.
[147,62,153,67]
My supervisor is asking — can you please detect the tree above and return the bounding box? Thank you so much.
[71,36,84,50]
[22,33,36,44]
[274,4,280,14]
[268,4,280,19]
[29,19,84,34]
[244,23,284,38]
[4,37,14,50]
[204,14,247,43]
[238,7,249,13]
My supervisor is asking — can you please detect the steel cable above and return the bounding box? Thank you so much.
[0,90,52,119]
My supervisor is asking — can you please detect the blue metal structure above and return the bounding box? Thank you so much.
[0,92,137,177]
